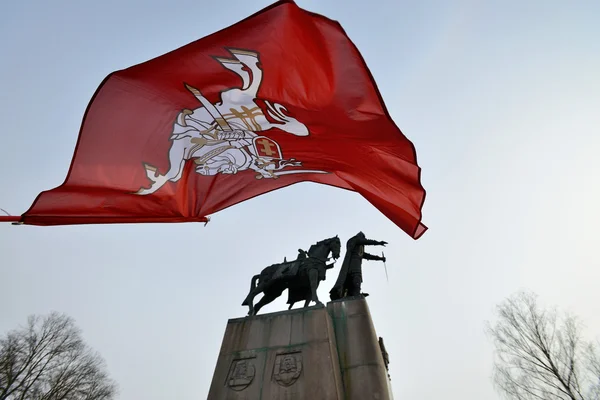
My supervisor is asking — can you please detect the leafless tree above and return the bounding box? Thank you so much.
[488,291,600,400]
[0,312,117,400]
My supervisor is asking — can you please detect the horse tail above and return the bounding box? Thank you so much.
[251,274,260,290]
[242,274,260,306]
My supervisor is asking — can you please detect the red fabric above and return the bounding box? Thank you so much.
[20,0,427,239]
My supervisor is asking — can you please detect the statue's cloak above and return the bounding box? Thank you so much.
[329,235,362,300]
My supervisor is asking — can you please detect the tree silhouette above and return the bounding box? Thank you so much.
[0,312,117,400]
[488,292,600,400]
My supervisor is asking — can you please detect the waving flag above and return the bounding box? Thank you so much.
[8,0,427,239]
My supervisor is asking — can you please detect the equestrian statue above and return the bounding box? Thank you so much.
[242,235,341,316]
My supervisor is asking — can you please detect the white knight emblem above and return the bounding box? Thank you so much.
[135,48,326,195]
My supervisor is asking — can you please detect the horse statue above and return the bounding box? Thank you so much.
[242,235,341,316]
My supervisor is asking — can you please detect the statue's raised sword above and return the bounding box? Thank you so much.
[382,251,389,282]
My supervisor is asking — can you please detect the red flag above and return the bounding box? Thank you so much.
[17,0,427,239]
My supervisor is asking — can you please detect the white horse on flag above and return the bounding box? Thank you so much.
[135,48,326,195]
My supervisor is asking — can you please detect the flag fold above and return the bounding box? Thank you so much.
[19,0,427,239]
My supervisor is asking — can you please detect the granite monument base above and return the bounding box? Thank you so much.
[208,297,392,399]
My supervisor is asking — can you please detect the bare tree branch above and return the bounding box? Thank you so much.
[0,312,117,400]
[487,292,600,400]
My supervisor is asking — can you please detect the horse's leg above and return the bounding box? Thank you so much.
[249,280,271,315]
[233,52,262,98]
[243,275,262,315]
[303,299,310,308]
[308,269,323,306]
[288,302,295,310]
[254,286,284,315]
[253,294,275,315]
[246,290,257,316]
[244,288,255,316]
[136,139,187,195]
[242,275,258,305]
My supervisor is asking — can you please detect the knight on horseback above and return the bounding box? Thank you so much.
[242,236,341,316]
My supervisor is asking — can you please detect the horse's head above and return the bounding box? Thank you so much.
[308,235,341,260]
[327,235,341,260]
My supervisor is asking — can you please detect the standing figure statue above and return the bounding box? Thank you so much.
[329,232,387,300]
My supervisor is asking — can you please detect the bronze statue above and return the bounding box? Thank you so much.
[329,232,387,300]
[242,236,341,315]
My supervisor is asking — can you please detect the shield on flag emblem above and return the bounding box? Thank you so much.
[253,136,282,159]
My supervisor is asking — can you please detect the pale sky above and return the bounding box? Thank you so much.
[1,1,599,399]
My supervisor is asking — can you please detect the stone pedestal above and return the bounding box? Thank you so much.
[327,298,393,400]
[208,297,392,399]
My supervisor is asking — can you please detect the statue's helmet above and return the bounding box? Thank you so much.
[357,231,365,238]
